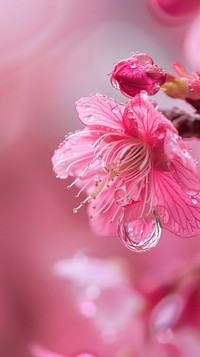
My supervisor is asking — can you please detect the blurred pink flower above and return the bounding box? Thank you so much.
[110,52,166,98]
[34,254,200,357]
[52,92,200,252]
[162,62,200,111]
[30,343,68,357]
[148,0,200,69]
[149,0,199,17]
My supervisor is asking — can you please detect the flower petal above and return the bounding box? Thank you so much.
[164,131,200,195]
[52,128,99,179]
[123,93,176,140]
[87,188,122,236]
[154,170,200,237]
[76,94,125,130]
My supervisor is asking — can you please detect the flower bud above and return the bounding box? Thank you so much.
[110,52,166,98]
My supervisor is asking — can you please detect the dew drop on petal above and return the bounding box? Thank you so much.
[83,115,94,122]
[118,209,162,252]
[127,111,134,119]
[183,187,200,196]
[173,222,180,233]
[111,105,120,114]
[191,197,198,205]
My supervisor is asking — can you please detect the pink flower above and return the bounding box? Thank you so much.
[110,52,166,98]
[162,62,200,101]
[149,0,198,17]
[52,92,200,252]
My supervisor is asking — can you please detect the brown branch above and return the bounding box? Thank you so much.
[161,108,200,139]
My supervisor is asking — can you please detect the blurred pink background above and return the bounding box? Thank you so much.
[1,1,200,356]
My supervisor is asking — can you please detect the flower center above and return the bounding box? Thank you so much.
[71,133,153,220]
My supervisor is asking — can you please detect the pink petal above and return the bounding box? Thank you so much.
[164,132,200,195]
[173,62,193,79]
[154,170,200,237]
[76,94,125,130]
[52,128,99,179]
[123,93,176,140]
[87,188,122,236]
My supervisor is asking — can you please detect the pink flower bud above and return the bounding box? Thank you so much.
[110,52,166,98]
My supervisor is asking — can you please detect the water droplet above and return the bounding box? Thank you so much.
[83,115,94,122]
[83,104,91,109]
[173,222,179,233]
[127,111,134,119]
[111,105,120,114]
[114,186,130,206]
[185,188,199,196]
[191,197,198,205]
[118,209,162,252]
[73,208,78,213]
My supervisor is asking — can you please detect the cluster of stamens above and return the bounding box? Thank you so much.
[65,130,153,224]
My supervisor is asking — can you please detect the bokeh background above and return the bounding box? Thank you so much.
[1,1,200,356]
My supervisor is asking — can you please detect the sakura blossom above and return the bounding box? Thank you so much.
[33,253,200,357]
[162,62,200,113]
[52,91,200,252]
[110,52,166,97]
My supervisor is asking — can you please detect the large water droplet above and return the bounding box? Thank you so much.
[118,209,162,252]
